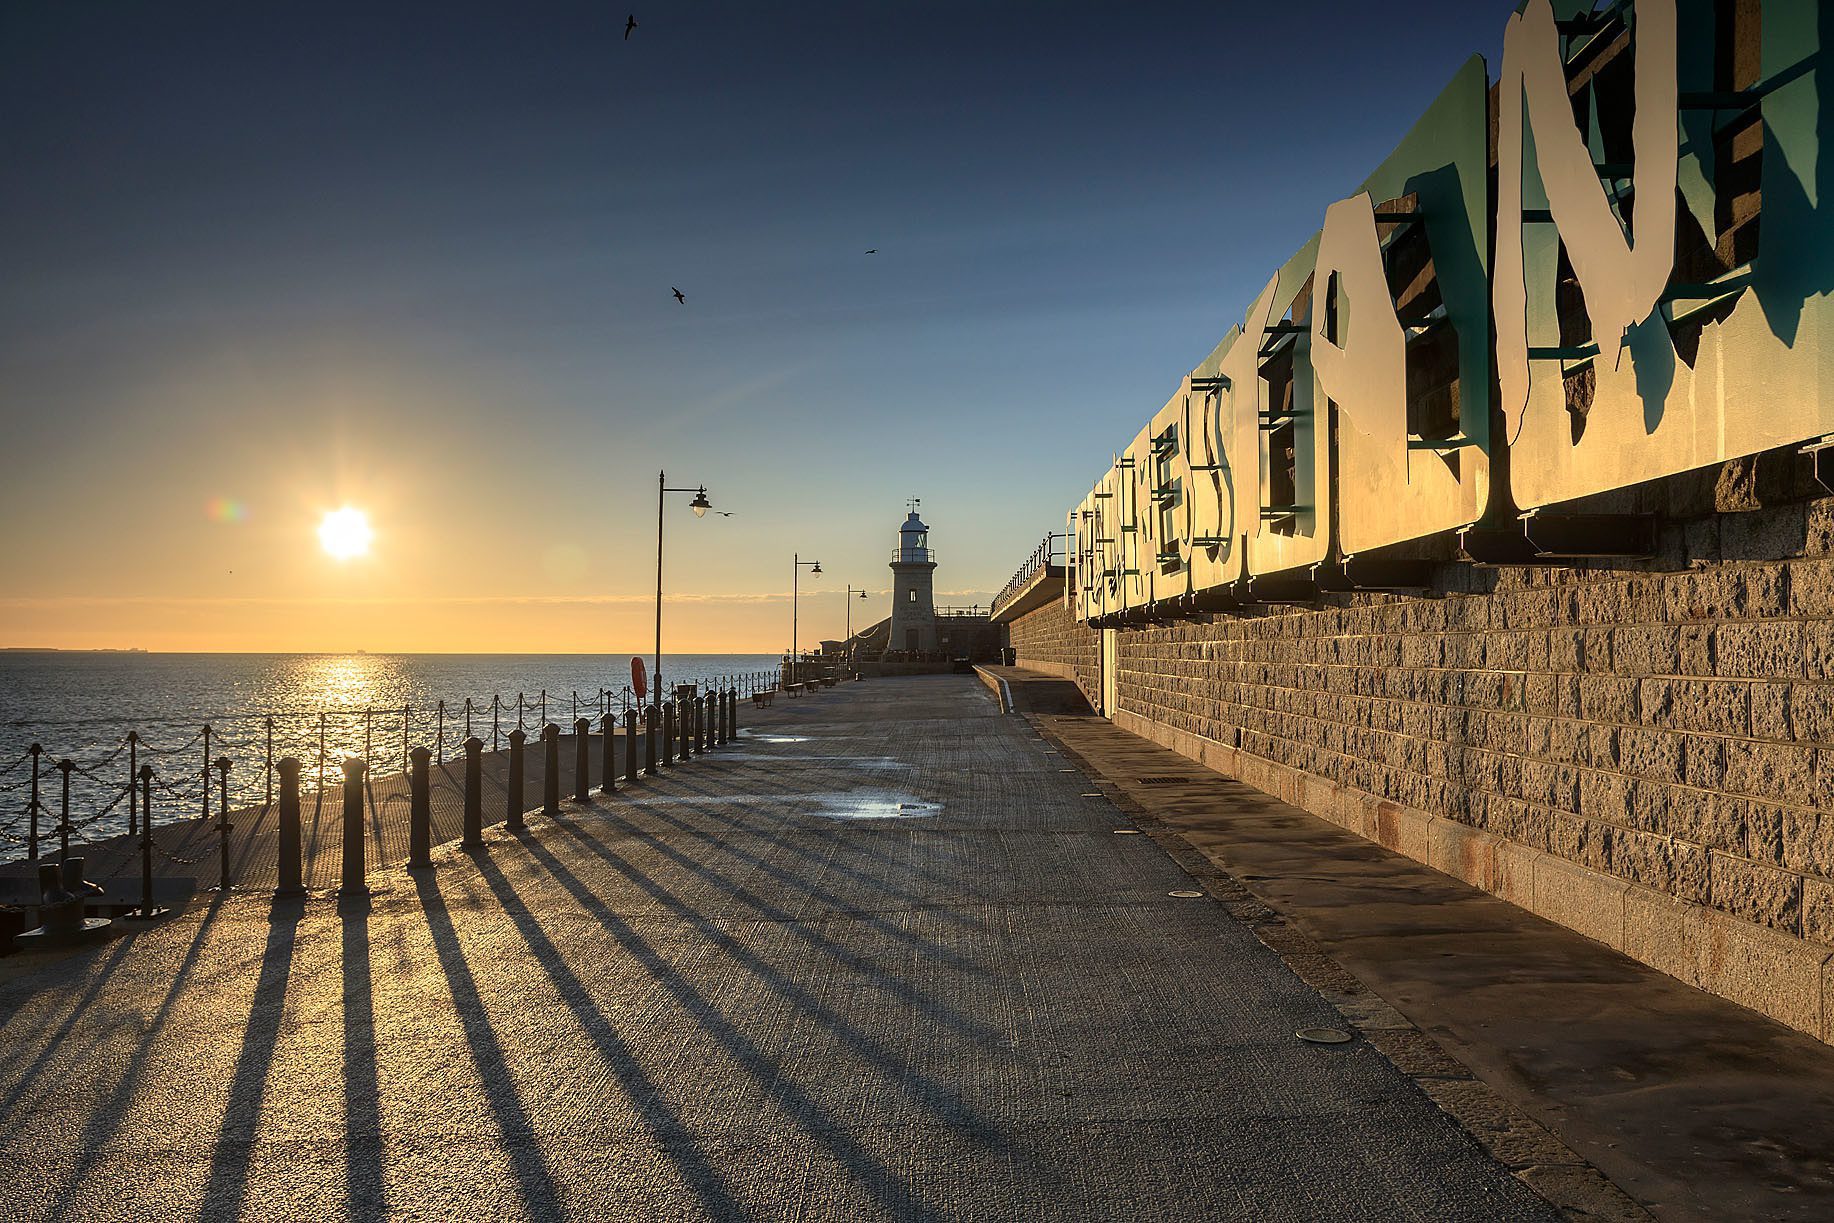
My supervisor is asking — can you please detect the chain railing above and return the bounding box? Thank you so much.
[2,669,785,863]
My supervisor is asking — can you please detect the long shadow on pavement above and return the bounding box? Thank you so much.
[473,843,931,1221]
[198,896,304,1219]
[341,896,385,1218]
[412,872,568,1218]
[454,855,748,1220]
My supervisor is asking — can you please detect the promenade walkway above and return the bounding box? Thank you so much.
[0,676,1553,1221]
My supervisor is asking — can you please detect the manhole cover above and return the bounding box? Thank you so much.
[1296,1028,1354,1044]
[1168,889,1205,898]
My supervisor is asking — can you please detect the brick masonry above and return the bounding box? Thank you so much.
[1007,480,1834,1043]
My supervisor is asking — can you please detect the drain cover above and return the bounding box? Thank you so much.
[1138,776,1195,786]
[1168,889,1205,898]
[1296,1028,1354,1044]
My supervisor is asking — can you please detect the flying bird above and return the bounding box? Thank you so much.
[672,287,685,304]
[625,14,637,40]
[865,249,877,254]
[716,511,738,517]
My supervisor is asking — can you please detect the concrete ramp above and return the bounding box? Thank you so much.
[975,665,1094,715]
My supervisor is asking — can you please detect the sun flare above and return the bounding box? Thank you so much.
[317,507,373,560]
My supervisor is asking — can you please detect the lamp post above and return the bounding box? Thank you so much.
[845,586,868,659]
[791,554,821,686]
[655,470,712,702]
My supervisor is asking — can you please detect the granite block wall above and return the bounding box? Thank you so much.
[1003,597,1099,704]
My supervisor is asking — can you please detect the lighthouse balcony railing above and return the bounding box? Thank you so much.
[890,547,935,564]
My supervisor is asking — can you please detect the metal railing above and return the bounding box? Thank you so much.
[992,533,1067,616]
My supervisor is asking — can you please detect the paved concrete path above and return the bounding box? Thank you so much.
[0,676,1552,1221]
[997,665,1834,1222]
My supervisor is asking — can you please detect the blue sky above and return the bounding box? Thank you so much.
[0,1,1517,650]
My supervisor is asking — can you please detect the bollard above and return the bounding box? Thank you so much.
[644,704,658,775]
[678,697,692,760]
[624,709,638,784]
[702,694,713,750]
[732,687,741,739]
[276,758,303,896]
[462,736,484,848]
[543,723,562,815]
[662,702,676,767]
[339,757,368,898]
[574,717,591,801]
[408,746,432,870]
[600,712,618,794]
[697,695,709,752]
[507,728,527,832]
[124,765,170,921]
[214,756,233,891]
[726,688,736,742]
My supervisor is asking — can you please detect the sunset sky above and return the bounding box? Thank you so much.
[0,1,1511,653]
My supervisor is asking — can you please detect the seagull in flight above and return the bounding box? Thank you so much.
[625,14,637,40]
[716,511,738,517]
[672,287,685,304]
[864,249,877,254]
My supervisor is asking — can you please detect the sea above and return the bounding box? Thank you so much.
[0,652,781,843]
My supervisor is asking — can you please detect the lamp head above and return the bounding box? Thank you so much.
[689,487,711,517]
[811,562,822,576]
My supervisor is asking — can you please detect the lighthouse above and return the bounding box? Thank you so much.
[887,503,937,654]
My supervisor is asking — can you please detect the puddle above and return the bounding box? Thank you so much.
[816,798,942,822]
[614,789,942,821]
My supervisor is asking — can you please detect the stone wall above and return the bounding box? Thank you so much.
[1003,596,1099,703]
[1009,477,1834,1042]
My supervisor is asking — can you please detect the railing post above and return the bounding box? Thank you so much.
[214,756,233,891]
[543,723,562,815]
[339,757,368,898]
[276,757,303,896]
[27,744,40,861]
[574,717,591,802]
[599,713,617,795]
[436,700,445,764]
[506,728,527,832]
[725,688,736,743]
[462,736,483,849]
[408,746,432,870]
[318,713,327,795]
[264,716,274,809]
[201,724,211,823]
[127,731,139,836]
[662,701,676,767]
[123,764,169,921]
[699,695,711,752]
[57,758,72,861]
[732,687,741,739]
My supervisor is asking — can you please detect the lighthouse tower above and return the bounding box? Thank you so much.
[887,503,937,654]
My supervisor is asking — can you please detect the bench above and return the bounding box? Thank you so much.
[751,690,776,708]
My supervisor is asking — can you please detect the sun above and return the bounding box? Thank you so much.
[317,507,373,560]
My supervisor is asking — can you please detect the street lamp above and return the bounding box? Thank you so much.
[655,470,713,702]
[845,586,869,655]
[791,554,821,686]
